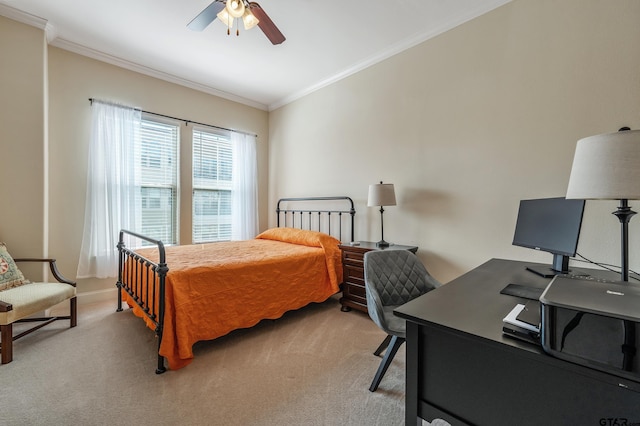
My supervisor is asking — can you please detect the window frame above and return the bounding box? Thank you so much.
[138,113,181,246]
[192,126,234,243]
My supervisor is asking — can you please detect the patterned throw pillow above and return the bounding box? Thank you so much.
[0,243,26,291]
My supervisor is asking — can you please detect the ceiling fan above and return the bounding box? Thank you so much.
[188,0,286,45]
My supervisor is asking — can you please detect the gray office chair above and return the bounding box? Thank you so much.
[363,250,441,392]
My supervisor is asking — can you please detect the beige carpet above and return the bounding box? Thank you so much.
[1,295,447,425]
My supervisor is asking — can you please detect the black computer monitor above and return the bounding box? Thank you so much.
[512,197,586,278]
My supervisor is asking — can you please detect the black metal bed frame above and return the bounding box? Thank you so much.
[276,196,355,243]
[116,196,355,374]
[116,229,167,373]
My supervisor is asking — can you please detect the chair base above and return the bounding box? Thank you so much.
[0,297,77,364]
[373,334,392,356]
[369,334,405,392]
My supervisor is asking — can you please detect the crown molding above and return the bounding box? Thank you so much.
[44,22,58,43]
[268,0,512,111]
[3,0,511,113]
[49,38,267,111]
[0,3,267,111]
[0,3,47,29]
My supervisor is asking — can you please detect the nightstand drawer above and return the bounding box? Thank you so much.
[343,264,364,283]
[347,282,366,298]
[342,250,364,265]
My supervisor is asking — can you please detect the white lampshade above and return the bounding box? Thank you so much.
[566,130,640,200]
[217,8,234,28]
[242,9,259,30]
[368,183,396,207]
[226,0,245,18]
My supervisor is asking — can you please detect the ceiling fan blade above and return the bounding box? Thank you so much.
[187,1,226,31]
[249,2,286,45]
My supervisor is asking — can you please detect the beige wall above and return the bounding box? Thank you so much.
[46,48,269,298]
[1,15,269,300]
[268,0,640,283]
[0,16,46,270]
[2,0,640,297]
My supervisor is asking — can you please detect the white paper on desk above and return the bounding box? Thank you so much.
[503,304,539,332]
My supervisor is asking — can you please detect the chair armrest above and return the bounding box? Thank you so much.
[0,300,13,312]
[13,258,76,287]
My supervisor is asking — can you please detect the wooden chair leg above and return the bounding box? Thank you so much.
[1,323,12,364]
[369,335,405,392]
[0,296,76,365]
[373,334,392,356]
[70,297,77,328]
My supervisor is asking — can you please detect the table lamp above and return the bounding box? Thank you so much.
[566,128,640,282]
[367,181,396,247]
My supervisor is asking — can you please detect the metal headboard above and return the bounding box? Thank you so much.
[276,196,355,243]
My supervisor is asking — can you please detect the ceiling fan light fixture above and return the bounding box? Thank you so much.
[189,0,284,44]
[242,10,259,30]
[216,8,234,28]
[226,0,246,18]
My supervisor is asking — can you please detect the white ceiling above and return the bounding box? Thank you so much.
[0,0,511,111]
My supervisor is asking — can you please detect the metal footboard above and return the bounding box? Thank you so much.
[116,229,168,374]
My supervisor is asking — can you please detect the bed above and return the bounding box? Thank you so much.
[116,196,355,373]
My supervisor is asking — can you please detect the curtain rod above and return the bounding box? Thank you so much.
[88,98,257,138]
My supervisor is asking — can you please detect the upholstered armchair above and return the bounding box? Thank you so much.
[0,244,77,364]
[363,249,441,391]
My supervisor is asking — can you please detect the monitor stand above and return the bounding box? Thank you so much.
[526,254,570,278]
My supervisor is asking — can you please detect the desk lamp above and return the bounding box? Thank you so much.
[566,128,640,281]
[368,182,396,248]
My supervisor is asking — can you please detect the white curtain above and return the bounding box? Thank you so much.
[77,100,142,279]
[231,132,258,240]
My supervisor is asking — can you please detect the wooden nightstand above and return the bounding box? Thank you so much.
[338,241,418,313]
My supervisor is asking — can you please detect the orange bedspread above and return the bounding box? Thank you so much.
[122,228,343,370]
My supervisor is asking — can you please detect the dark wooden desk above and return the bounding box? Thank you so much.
[395,258,640,426]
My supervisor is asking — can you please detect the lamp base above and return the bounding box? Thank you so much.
[612,199,636,282]
[376,240,390,248]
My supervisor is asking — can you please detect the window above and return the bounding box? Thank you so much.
[192,128,233,243]
[81,100,255,278]
[138,117,179,244]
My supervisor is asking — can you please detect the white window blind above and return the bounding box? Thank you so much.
[192,128,233,243]
[138,117,179,245]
